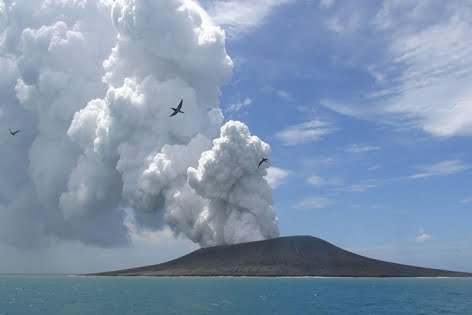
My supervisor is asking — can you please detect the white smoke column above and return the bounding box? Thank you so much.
[0,0,279,248]
[184,121,279,245]
[65,0,279,246]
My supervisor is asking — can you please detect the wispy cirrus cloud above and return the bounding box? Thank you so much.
[226,97,252,113]
[368,165,381,171]
[204,0,294,39]
[343,183,377,192]
[274,119,337,145]
[319,99,372,119]
[312,160,469,195]
[302,156,338,168]
[261,86,294,103]
[320,2,472,138]
[275,89,294,102]
[380,6,472,137]
[460,197,472,204]
[306,175,343,187]
[294,197,332,209]
[320,0,335,9]
[409,160,470,179]
[324,16,344,33]
[307,175,376,193]
[345,144,380,154]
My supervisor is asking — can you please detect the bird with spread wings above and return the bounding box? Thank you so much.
[169,99,184,117]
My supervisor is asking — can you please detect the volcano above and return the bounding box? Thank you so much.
[92,236,472,277]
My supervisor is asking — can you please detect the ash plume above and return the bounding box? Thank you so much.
[0,0,279,249]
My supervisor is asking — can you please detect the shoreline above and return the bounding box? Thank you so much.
[1,274,471,280]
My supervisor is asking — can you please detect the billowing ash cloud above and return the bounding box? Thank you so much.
[177,121,277,246]
[0,0,118,247]
[0,0,278,249]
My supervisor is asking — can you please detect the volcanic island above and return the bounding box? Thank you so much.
[92,236,472,277]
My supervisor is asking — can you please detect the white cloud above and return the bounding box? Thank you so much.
[320,0,335,9]
[294,197,332,209]
[321,3,472,138]
[274,119,337,145]
[276,89,293,101]
[344,183,377,192]
[205,0,294,39]
[345,144,380,154]
[325,17,344,33]
[368,165,381,171]
[261,86,294,102]
[265,167,290,189]
[372,0,412,30]
[303,156,338,167]
[307,175,375,192]
[227,97,252,112]
[324,9,361,34]
[382,9,472,137]
[416,232,432,243]
[306,175,342,187]
[409,160,470,179]
[306,175,324,186]
[460,197,472,204]
[320,99,371,119]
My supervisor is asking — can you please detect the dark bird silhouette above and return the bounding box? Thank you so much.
[170,99,184,117]
[258,158,269,168]
[9,128,20,136]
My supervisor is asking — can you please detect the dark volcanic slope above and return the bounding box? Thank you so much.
[94,236,472,277]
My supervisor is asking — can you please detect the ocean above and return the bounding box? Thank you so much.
[0,276,471,314]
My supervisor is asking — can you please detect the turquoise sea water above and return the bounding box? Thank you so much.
[0,276,471,314]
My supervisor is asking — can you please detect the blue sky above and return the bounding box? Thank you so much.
[208,0,472,271]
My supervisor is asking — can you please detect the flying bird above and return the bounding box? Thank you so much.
[258,158,269,168]
[170,99,184,117]
[9,128,20,136]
